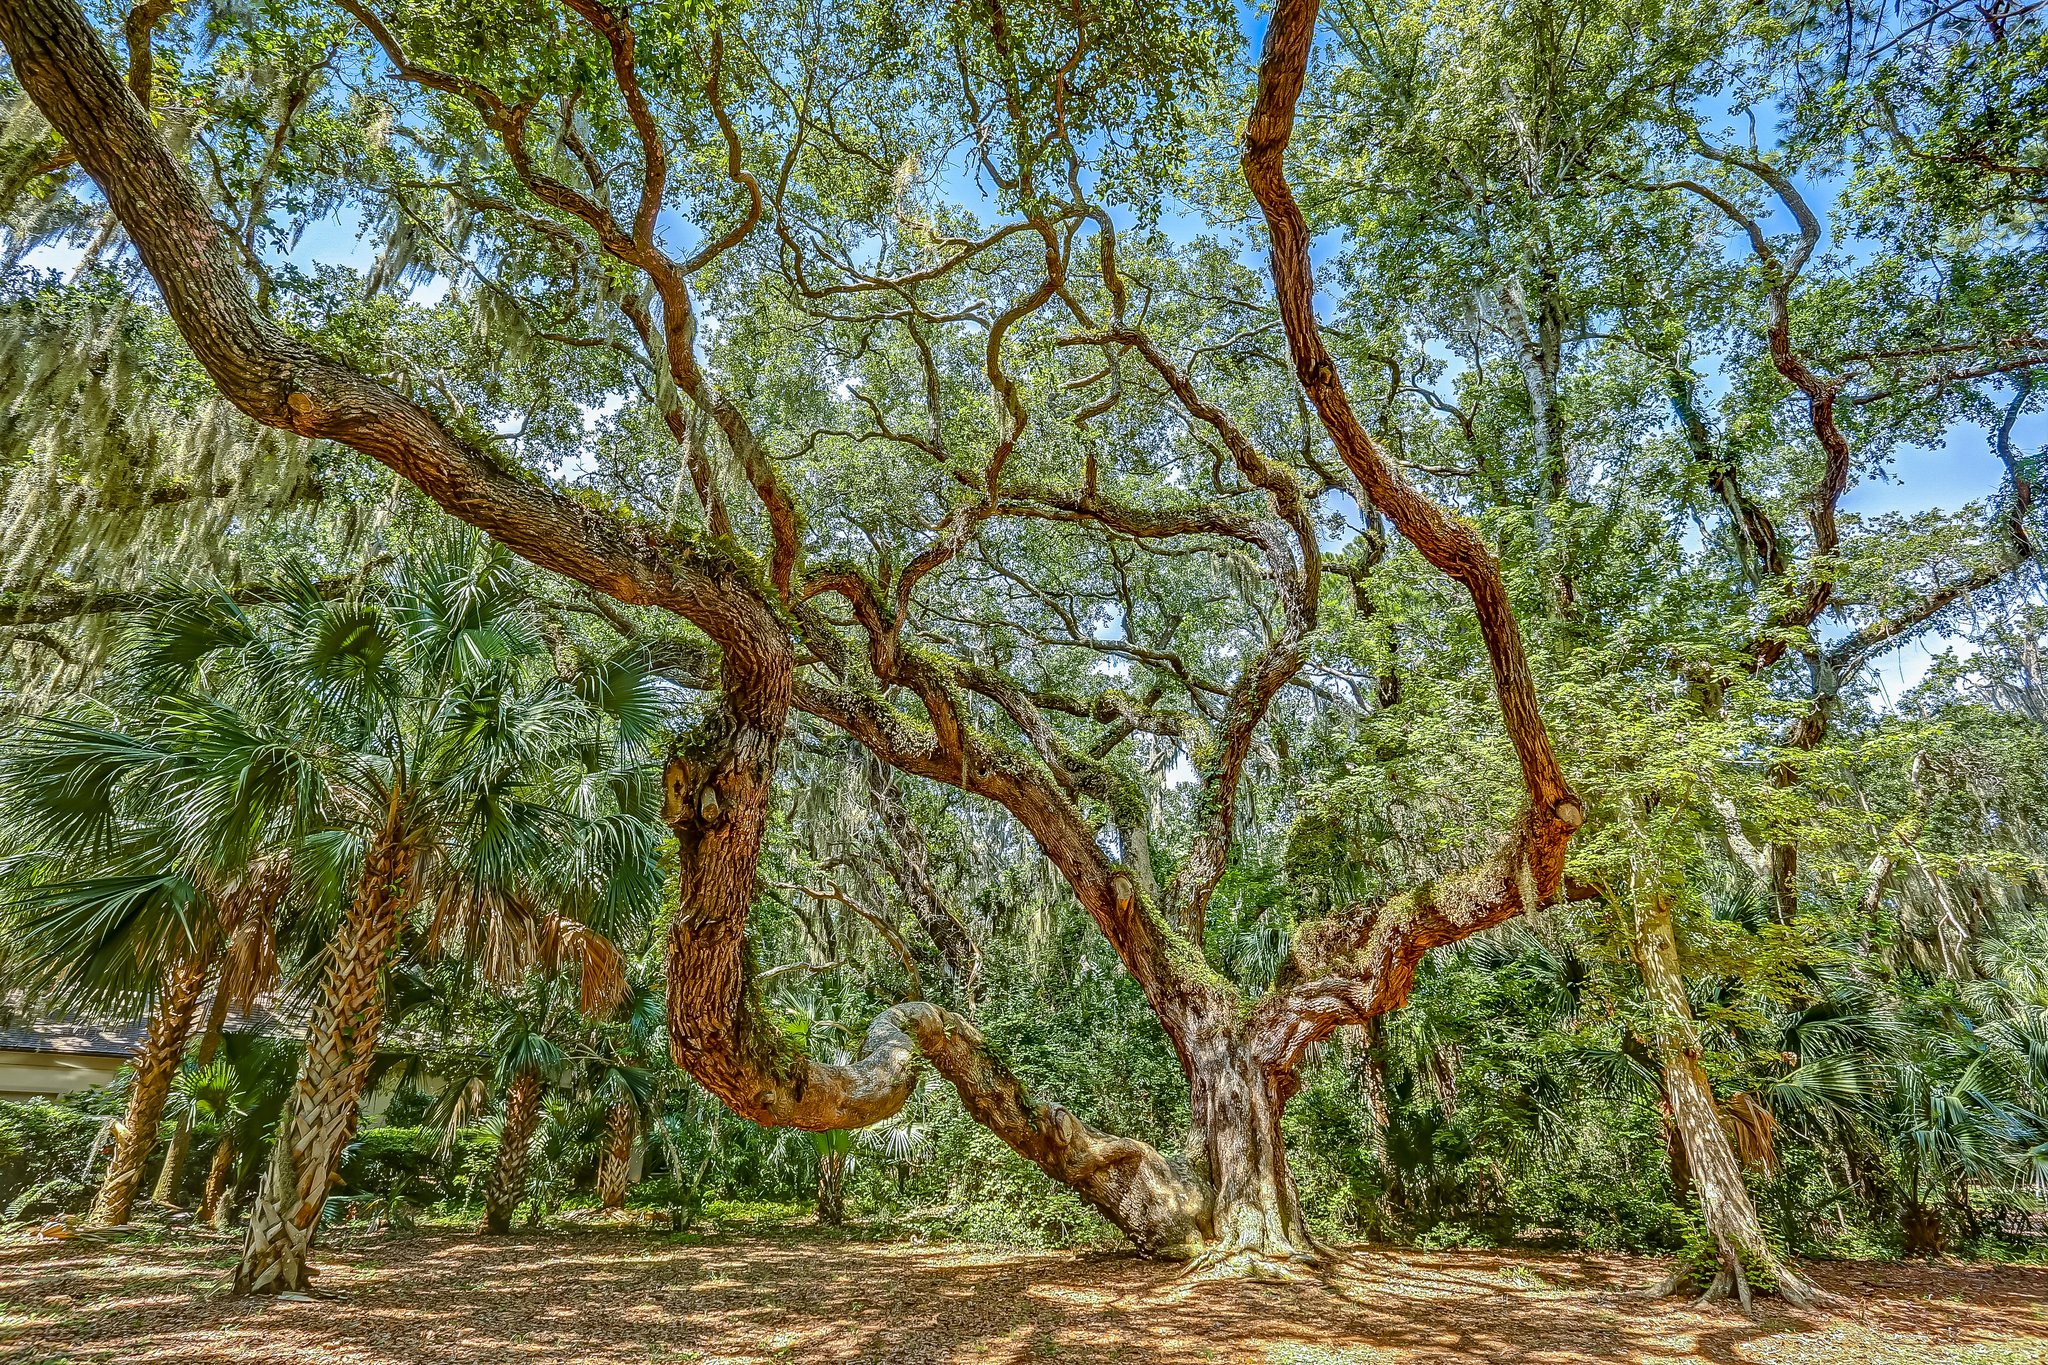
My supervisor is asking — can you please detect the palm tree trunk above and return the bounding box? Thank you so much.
[89,947,212,1226]
[815,1146,845,1226]
[597,1101,634,1210]
[483,1069,543,1234]
[152,979,232,1206]
[1632,896,1818,1307]
[235,829,414,1294]
[201,1127,237,1226]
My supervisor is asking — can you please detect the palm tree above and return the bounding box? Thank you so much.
[592,1041,659,1210]
[3,537,667,1278]
[584,967,665,1212]
[90,917,210,1226]
[0,706,293,1228]
[595,1089,640,1211]
[480,1003,569,1234]
[0,539,600,1289]
[223,543,616,1291]
[166,1058,244,1223]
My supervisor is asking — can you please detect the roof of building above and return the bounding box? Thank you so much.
[0,995,302,1058]
[0,1021,148,1058]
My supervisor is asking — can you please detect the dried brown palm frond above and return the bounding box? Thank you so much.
[211,858,289,1013]
[541,912,628,1018]
[423,880,626,1017]
[426,882,538,990]
[1721,1090,1779,1173]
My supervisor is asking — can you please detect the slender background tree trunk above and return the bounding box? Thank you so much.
[597,1101,634,1211]
[1632,897,1816,1307]
[152,980,231,1206]
[201,1127,238,1226]
[90,947,211,1226]
[815,1144,846,1227]
[1346,1020,1403,1238]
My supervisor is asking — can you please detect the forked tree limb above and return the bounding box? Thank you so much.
[1239,0,1582,1055]
[1251,810,1563,1076]
[1241,0,1579,847]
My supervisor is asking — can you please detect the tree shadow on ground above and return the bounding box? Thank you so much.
[2,1228,2043,1364]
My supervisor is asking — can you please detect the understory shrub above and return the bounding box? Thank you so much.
[0,1098,102,1208]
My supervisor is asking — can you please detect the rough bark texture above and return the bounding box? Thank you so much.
[663,722,1212,1259]
[201,1128,237,1226]
[815,1145,846,1226]
[1253,812,1570,1077]
[151,980,231,1206]
[234,829,414,1294]
[1187,1035,1320,1275]
[652,593,1218,1258]
[89,948,211,1226]
[1633,898,1817,1307]
[596,1101,634,1210]
[890,1002,1209,1256]
[483,1069,543,1235]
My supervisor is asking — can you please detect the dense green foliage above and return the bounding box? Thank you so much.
[0,0,2043,1276]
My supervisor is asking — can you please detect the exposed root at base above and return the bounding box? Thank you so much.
[1693,1265,1754,1314]
[1648,1259,1835,1314]
[1182,1235,1335,1283]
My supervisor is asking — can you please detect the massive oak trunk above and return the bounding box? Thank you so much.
[235,828,414,1294]
[1632,898,1817,1307]
[656,679,1209,1258]
[483,1069,544,1234]
[89,947,211,1226]
[1187,1029,1320,1274]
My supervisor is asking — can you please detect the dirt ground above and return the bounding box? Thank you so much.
[2,1227,2045,1365]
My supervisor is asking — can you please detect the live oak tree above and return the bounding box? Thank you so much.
[4,0,2039,1294]
[0,0,1600,1278]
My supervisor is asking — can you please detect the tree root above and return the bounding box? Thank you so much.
[1183,1246,1321,1283]
[1651,1255,1835,1314]
[1182,1227,1336,1283]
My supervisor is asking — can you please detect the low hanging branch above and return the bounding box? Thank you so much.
[0,0,1219,1265]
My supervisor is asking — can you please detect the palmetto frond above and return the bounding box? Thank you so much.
[593,1060,657,1116]
[0,714,168,855]
[170,1058,243,1124]
[491,1011,568,1087]
[573,647,672,757]
[0,867,208,1010]
[1766,1052,1889,1125]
